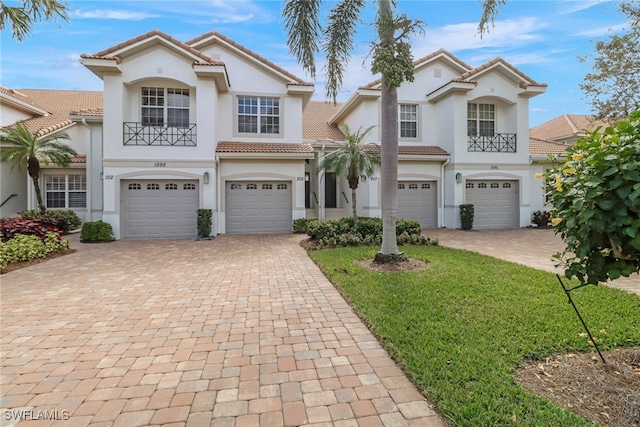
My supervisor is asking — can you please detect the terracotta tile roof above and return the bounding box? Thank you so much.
[70,156,87,163]
[6,89,102,137]
[454,57,546,87]
[529,138,568,156]
[530,114,611,141]
[71,107,104,117]
[303,101,344,140]
[216,141,314,154]
[82,29,222,66]
[363,145,449,156]
[185,31,312,86]
[360,49,473,90]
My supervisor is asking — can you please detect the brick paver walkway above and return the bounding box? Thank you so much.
[424,228,640,296]
[1,234,445,426]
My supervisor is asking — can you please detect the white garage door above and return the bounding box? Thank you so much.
[465,180,518,229]
[226,181,292,233]
[397,181,437,228]
[123,180,198,238]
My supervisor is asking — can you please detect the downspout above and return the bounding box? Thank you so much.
[81,119,92,222]
[215,155,221,235]
[440,157,451,228]
[319,143,326,221]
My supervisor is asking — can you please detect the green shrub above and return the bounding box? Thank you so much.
[293,218,320,234]
[197,209,212,238]
[0,232,69,270]
[21,209,82,230]
[396,218,421,235]
[459,204,475,230]
[531,210,551,228]
[80,221,114,243]
[305,216,437,249]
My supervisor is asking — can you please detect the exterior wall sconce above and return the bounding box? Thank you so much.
[455,173,462,184]
[204,172,210,184]
[99,172,104,181]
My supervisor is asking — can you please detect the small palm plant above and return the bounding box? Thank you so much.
[1,121,77,215]
[317,123,380,218]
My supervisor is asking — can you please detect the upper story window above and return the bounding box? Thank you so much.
[238,96,280,134]
[467,103,495,137]
[142,87,190,127]
[45,174,86,209]
[399,104,417,138]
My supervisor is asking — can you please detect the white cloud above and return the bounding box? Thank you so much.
[73,9,157,20]
[556,0,602,15]
[575,22,628,37]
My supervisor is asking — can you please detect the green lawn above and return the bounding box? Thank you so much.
[309,245,640,426]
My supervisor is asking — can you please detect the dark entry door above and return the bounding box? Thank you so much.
[325,172,337,208]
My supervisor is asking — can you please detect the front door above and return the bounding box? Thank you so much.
[325,172,337,208]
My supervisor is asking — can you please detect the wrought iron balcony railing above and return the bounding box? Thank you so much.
[467,133,516,152]
[123,122,197,146]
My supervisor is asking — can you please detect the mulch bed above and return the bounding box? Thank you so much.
[515,348,640,427]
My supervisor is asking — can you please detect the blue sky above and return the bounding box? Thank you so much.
[0,0,629,127]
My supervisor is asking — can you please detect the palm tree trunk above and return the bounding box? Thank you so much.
[31,176,46,215]
[376,0,403,262]
[352,187,357,218]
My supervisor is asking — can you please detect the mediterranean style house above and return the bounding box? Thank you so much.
[2,29,569,238]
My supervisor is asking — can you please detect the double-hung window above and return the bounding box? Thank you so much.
[141,87,190,127]
[399,104,418,138]
[45,174,86,208]
[237,96,280,134]
[467,103,495,137]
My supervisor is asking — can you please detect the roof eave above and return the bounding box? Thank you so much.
[80,58,121,79]
[329,89,381,125]
[519,85,547,98]
[193,64,230,92]
[426,81,476,102]
[0,93,49,116]
[216,152,314,160]
[399,154,451,161]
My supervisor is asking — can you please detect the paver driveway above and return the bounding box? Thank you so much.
[1,234,445,427]
[423,228,640,296]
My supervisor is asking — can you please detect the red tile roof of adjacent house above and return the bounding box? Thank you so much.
[530,114,612,142]
[529,138,569,156]
[302,101,345,141]
[363,145,449,156]
[216,141,314,154]
[5,89,103,137]
[70,156,87,163]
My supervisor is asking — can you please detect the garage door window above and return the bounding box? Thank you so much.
[466,183,474,189]
[147,183,160,190]
[503,183,511,188]
[45,174,86,208]
[422,183,430,189]
[166,183,178,190]
[230,183,241,190]
[247,184,257,190]
[262,184,272,190]
[398,183,405,189]
[184,183,196,190]
[277,184,288,190]
[128,183,141,190]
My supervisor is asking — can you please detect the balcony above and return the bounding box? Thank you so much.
[123,122,197,146]
[468,133,516,153]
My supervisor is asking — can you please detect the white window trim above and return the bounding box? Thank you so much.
[467,103,496,137]
[44,174,87,209]
[398,103,418,140]
[234,94,284,138]
[141,86,191,128]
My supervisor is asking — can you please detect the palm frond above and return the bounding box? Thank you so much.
[0,121,75,168]
[282,0,322,79]
[323,0,365,102]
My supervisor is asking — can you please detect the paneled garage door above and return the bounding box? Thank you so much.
[465,180,518,229]
[397,181,437,228]
[122,180,198,238]
[226,181,292,233]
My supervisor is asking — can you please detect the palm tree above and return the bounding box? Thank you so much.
[317,124,380,218]
[1,121,76,215]
[0,0,69,41]
[283,0,505,262]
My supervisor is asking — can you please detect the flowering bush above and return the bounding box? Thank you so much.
[542,110,640,284]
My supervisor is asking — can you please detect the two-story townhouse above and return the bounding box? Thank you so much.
[79,30,314,239]
[0,87,102,219]
[306,49,547,229]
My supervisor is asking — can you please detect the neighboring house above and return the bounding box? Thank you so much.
[530,114,611,145]
[0,87,102,218]
[3,30,562,237]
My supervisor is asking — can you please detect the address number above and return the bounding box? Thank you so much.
[296,177,304,181]
[104,175,114,180]
[154,162,166,167]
